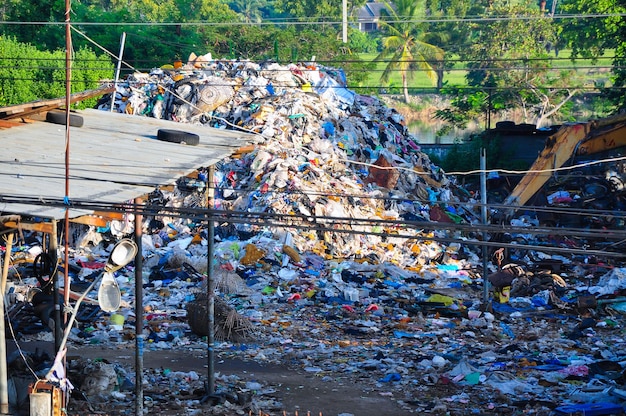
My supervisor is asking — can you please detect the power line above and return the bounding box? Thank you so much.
[0,64,620,72]
[0,12,625,26]
[2,149,625,224]
[1,193,623,259]
[0,56,620,65]
[0,76,622,92]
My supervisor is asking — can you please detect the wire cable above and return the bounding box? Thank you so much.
[1,193,625,256]
[0,12,625,26]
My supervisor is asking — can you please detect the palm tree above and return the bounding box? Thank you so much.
[229,0,266,23]
[374,0,444,103]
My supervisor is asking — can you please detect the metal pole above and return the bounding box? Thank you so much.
[481,149,490,304]
[206,166,215,395]
[134,198,144,416]
[342,0,348,43]
[63,2,72,399]
[50,220,62,353]
[487,93,492,130]
[110,32,127,113]
[0,232,14,414]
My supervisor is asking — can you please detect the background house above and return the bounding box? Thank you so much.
[356,2,390,32]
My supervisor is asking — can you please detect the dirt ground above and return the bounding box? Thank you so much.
[10,340,412,416]
[82,344,409,416]
[10,302,624,416]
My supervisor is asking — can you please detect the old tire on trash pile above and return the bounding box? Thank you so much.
[45,110,84,127]
[157,129,200,146]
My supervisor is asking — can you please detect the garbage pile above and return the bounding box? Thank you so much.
[2,54,626,415]
[99,56,469,261]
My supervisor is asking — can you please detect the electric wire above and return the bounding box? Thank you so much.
[1,65,619,74]
[1,55,620,66]
[1,78,623,93]
[5,147,617,188]
[1,192,625,250]
[1,12,625,26]
[0,55,620,73]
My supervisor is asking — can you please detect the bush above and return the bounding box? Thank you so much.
[0,36,114,107]
[348,30,379,54]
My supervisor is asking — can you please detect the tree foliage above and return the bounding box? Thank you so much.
[1,0,240,71]
[0,36,113,107]
[422,0,489,88]
[558,0,626,111]
[436,2,576,128]
[229,0,266,23]
[374,0,444,103]
[273,0,347,20]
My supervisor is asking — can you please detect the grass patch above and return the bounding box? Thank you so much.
[354,50,614,92]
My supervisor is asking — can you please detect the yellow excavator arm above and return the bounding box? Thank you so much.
[502,112,626,209]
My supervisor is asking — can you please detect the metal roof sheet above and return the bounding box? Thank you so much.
[0,109,259,219]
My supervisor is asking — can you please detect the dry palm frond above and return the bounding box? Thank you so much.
[186,295,256,343]
[215,305,256,343]
[214,268,248,294]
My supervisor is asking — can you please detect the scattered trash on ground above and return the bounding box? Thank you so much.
[1,53,625,415]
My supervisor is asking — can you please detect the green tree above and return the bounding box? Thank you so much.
[558,0,626,111]
[229,0,266,23]
[273,0,338,20]
[423,0,491,88]
[436,2,570,128]
[70,0,238,70]
[2,0,239,72]
[0,36,113,106]
[348,29,378,54]
[0,0,67,49]
[374,0,444,103]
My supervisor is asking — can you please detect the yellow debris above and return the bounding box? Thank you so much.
[240,243,266,266]
[282,245,301,263]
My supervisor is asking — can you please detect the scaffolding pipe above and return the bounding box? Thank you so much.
[0,232,14,414]
[110,32,127,113]
[481,149,490,304]
[206,166,216,395]
[134,198,144,416]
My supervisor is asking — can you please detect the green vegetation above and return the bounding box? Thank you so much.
[358,50,614,94]
[0,0,623,121]
[0,36,113,108]
[373,0,444,103]
[559,0,626,109]
[359,52,467,91]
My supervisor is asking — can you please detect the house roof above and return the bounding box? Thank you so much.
[357,2,390,20]
[0,108,259,220]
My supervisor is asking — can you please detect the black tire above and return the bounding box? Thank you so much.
[157,129,200,146]
[495,121,516,130]
[45,110,84,127]
[515,123,537,132]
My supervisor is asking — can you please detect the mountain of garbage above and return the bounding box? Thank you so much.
[99,54,473,268]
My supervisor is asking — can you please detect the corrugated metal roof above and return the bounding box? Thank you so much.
[0,108,259,219]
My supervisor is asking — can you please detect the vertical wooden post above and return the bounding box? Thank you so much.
[0,232,14,414]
